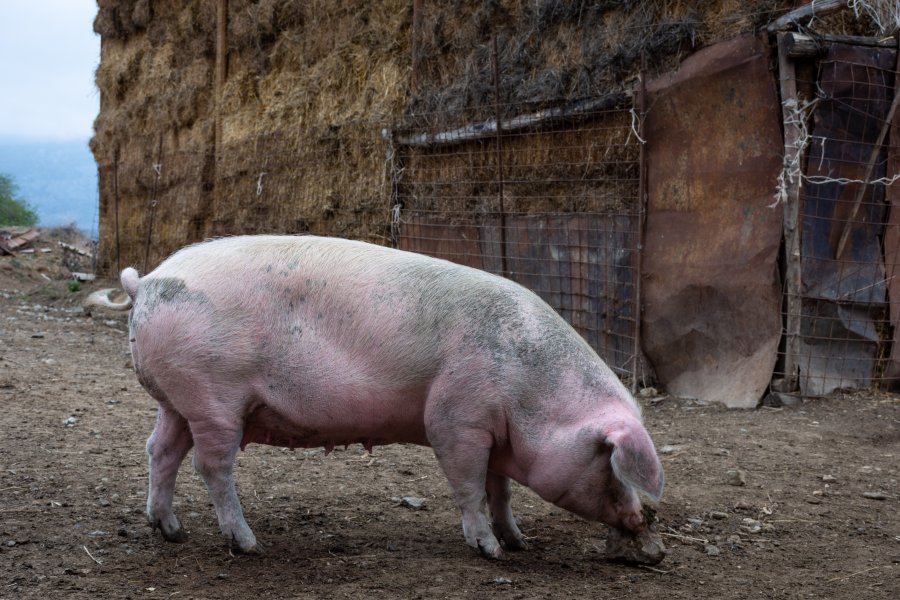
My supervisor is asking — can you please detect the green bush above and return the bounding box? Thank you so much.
[0,174,39,226]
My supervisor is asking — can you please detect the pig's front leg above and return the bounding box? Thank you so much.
[146,405,193,542]
[486,473,527,551]
[189,417,261,554]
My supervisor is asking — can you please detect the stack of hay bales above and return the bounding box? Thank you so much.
[92,0,411,272]
[91,0,885,273]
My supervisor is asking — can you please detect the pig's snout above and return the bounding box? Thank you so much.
[605,504,666,565]
[605,522,667,566]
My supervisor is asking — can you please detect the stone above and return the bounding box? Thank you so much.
[862,491,887,500]
[395,496,427,510]
[726,469,747,486]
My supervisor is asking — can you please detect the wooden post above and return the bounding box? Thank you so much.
[143,136,163,274]
[411,0,423,93]
[776,33,804,393]
[491,35,509,279]
[215,0,228,158]
[632,52,648,394]
[112,146,120,275]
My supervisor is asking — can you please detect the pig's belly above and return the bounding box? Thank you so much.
[239,390,430,452]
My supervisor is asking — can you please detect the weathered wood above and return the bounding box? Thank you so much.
[393,92,629,147]
[767,0,846,33]
[632,54,647,393]
[491,35,509,279]
[813,32,898,48]
[784,32,825,58]
[786,31,898,59]
[112,146,121,275]
[215,0,228,156]
[411,0,424,93]
[776,33,805,393]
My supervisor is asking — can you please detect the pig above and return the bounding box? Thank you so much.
[98,235,665,563]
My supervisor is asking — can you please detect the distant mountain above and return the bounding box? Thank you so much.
[0,138,98,236]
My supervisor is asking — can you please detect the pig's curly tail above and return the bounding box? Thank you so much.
[121,267,141,301]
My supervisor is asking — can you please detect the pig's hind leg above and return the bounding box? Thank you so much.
[146,404,193,543]
[188,412,261,554]
[486,473,528,551]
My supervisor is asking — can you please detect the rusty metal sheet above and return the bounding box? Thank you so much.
[643,34,784,408]
[798,43,895,396]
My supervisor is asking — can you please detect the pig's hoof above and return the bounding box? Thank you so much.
[500,535,529,552]
[161,527,188,544]
[476,538,505,560]
[149,517,188,543]
[229,537,265,556]
[605,527,667,566]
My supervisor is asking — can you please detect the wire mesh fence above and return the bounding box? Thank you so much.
[94,33,899,401]
[772,39,900,397]
[389,97,644,378]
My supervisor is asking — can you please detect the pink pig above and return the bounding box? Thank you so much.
[97,235,665,563]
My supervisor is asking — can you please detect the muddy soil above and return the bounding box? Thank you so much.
[0,236,897,599]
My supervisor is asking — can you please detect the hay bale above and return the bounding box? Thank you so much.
[91,0,887,274]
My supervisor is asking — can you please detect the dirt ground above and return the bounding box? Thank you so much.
[0,231,898,599]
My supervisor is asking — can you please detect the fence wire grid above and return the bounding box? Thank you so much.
[96,35,899,400]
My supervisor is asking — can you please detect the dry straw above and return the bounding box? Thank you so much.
[91,0,888,272]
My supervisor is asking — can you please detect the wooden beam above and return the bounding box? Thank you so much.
[767,0,846,33]
[392,92,629,147]
[785,32,898,59]
[783,32,825,58]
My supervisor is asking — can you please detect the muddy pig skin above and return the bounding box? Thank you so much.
[120,235,665,561]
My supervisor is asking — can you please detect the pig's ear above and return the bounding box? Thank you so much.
[604,422,665,503]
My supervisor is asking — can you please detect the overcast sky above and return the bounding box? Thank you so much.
[0,1,100,141]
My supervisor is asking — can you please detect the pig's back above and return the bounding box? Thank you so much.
[146,235,547,333]
[140,236,603,383]
[143,237,611,390]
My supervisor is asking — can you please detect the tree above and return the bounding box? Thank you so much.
[0,174,38,226]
